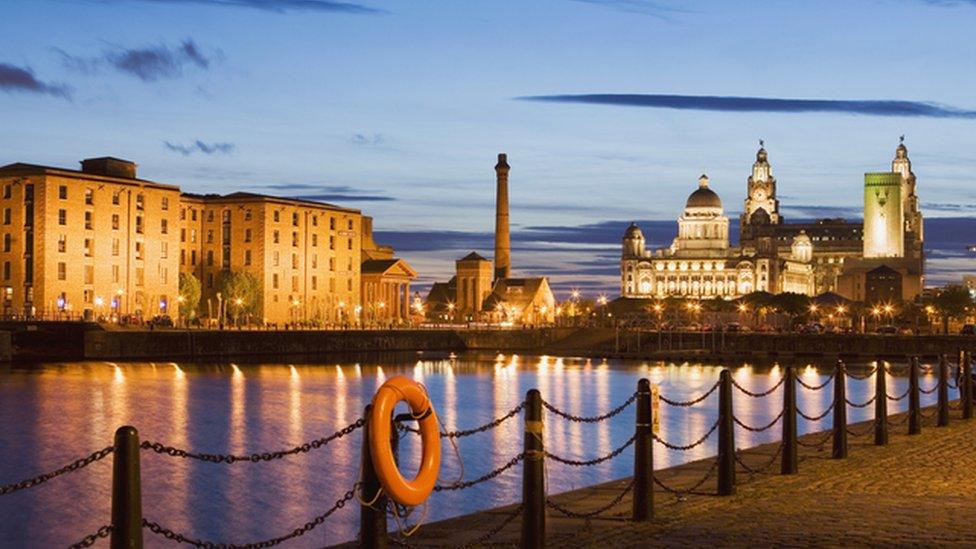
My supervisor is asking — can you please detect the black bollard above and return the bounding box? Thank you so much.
[908,357,921,435]
[111,426,143,549]
[874,358,888,446]
[359,405,387,549]
[781,367,797,475]
[963,351,973,420]
[522,389,545,549]
[632,378,654,521]
[832,360,848,459]
[938,354,950,427]
[717,370,736,496]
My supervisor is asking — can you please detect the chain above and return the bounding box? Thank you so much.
[735,443,783,476]
[546,478,635,519]
[660,380,720,407]
[845,395,877,408]
[887,414,910,427]
[545,434,636,466]
[918,383,939,395]
[654,419,719,451]
[68,525,113,549]
[1,446,113,496]
[434,454,524,492]
[947,378,959,389]
[143,487,355,548]
[455,505,522,549]
[141,419,364,463]
[653,458,719,495]
[398,402,525,438]
[796,376,833,391]
[846,420,878,437]
[796,430,834,449]
[733,409,784,432]
[541,393,636,423]
[846,367,878,380]
[886,387,911,401]
[730,375,786,398]
[919,408,937,419]
[797,401,835,422]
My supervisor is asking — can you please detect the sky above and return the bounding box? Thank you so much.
[1,0,974,296]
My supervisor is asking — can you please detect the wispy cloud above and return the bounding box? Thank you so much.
[518,93,976,118]
[351,133,387,146]
[0,63,71,99]
[59,39,217,82]
[164,140,235,155]
[262,183,393,202]
[98,0,382,14]
[569,0,685,17]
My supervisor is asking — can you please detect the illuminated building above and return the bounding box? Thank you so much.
[0,158,180,319]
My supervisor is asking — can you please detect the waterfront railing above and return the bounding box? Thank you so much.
[1,352,973,548]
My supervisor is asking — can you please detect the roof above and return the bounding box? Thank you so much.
[216,191,360,213]
[0,162,177,190]
[459,251,489,262]
[482,277,553,312]
[813,292,851,307]
[361,258,417,278]
[686,186,722,209]
[425,277,457,308]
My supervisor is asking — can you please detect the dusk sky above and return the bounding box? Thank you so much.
[2,0,974,295]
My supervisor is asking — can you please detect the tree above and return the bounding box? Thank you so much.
[772,292,812,324]
[216,271,262,323]
[178,272,201,321]
[934,285,974,334]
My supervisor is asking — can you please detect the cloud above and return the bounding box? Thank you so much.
[164,140,235,155]
[0,63,71,99]
[351,133,387,146]
[518,93,976,118]
[262,183,393,202]
[569,0,685,17]
[294,193,393,202]
[100,0,382,13]
[59,39,216,82]
[780,204,862,219]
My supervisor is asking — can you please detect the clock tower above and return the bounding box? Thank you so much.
[742,141,781,229]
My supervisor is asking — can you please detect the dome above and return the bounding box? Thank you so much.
[896,142,908,159]
[623,222,644,239]
[756,147,768,163]
[685,175,722,209]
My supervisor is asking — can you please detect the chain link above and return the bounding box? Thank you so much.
[1,446,113,496]
[886,387,911,401]
[541,393,636,423]
[796,376,833,391]
[796,430,833,449]
[653,458,719,495]
[545,434,636,466]
[68,525,112,549]
[735,443,783,476]
[846,420,879,437]
[730,375,785,398]
[140,419,364,463]
[919,407,938,419]
[845,395,877,408]
[660,381,720,407]
[733,409,784,433]
[143,487,356,548]
[456,505,522,549]
[546,478,635,519]
[887,414,911,427]
[797,401,836,422]
[846,367,878,380]
[398,402,525,438]
[434,454,523,492]
[654,419,719,451]
[918,383,939,395]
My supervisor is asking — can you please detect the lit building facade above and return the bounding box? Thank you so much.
[0,158,180,319]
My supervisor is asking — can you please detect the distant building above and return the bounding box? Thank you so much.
[425,154,555,324]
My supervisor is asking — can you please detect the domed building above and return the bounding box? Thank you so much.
[621,172,815,300]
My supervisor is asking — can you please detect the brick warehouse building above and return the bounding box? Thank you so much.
[0,157,414,325]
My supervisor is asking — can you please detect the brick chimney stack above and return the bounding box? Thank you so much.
[494,153,510,281]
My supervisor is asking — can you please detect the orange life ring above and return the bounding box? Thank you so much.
[368,376,441,506]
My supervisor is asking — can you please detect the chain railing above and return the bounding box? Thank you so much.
[3,352,970,548]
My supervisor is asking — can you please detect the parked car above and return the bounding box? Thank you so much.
[961,324,975,335]
[151,315,174,327]
[877,325,898,335]
[725,322,743,333]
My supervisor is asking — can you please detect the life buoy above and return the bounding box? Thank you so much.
[368,376,441,506]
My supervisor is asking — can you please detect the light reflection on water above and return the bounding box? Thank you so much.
[0,355,949,548]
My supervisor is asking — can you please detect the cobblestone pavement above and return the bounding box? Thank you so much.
[380,405,976,547]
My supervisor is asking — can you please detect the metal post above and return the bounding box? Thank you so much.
[717,370,736,496]
[832,360,847,459]
[522,389,545,548]
[963,351,973,420]
[874,358,888,446]
[359,405,387,549]
[781,366,797,474]
[633,378,653,521]
[938,354,950,427]
[111,426,143,549]
[908,357,921,435]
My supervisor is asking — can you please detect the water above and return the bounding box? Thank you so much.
[0,354,949,547]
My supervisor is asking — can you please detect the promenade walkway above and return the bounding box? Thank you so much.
[398,406,976,547]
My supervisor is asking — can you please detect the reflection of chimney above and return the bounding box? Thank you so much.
[494,153,510,281]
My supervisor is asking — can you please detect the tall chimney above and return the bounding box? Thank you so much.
[494,153,511,281]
